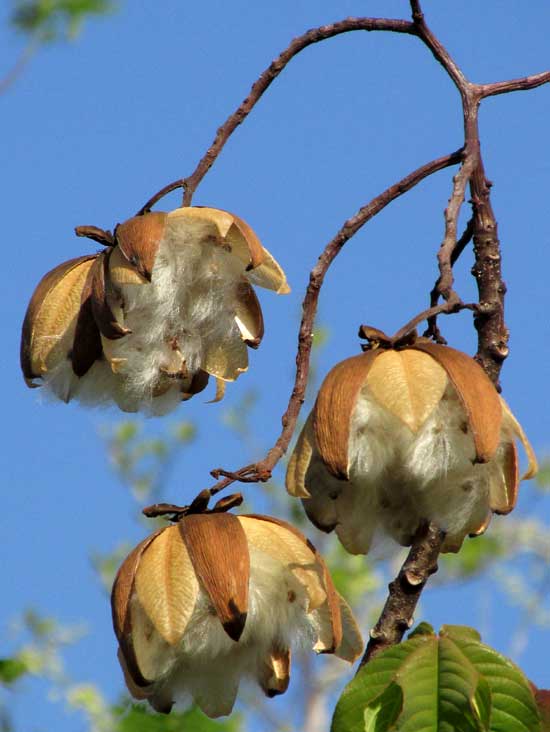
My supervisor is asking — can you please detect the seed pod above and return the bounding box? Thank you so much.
[287,333,537,554]
[21,206,289,414]
[20,256,99,397]
[112,512,362,718]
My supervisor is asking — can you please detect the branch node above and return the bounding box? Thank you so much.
[358,522,444,668]
[404,569,425,586]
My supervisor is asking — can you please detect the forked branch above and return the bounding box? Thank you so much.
[135,0,549,668]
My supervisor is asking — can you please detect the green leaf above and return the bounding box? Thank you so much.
[363,682,403,731]
[0,657,28,685]
[440,625,482,643]
[115,421,140,443]
[172,421,196,443]
[331,636,427,732]
[451,636,540,732]
[112,702,242,731]
[11,0,114,41]
[332,625,541,732]
[472,677,492,731]
[535,460,550,491]
[408,622,435,639]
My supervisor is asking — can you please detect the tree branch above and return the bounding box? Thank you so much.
[180,17,416,207]
[409,2,511,387]
[132,5,548,670]
[257,149,462,476]
[137,179,186,216]
[138,18,415,213]
[435,155,476,303]
[0,41,37,96]
[191,149,462,499]
[478,71,550,99]
[392,300,476,344]
[358,522,445,667]
[409,0,468,94]
[425,218,474,342]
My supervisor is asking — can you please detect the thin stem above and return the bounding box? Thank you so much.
[196,149,461,496]
[358,522,445,667]
[478,71,550,99]
[257,149,462,475]
[74,225,114,246]
[392,300,476,344]
[425,218,474,341]
[179,17,416,206]
[0,40,37,95]
[410,1,509,387]
[409,0,468,95]
[137,179,185,216]
[435,154,476,303]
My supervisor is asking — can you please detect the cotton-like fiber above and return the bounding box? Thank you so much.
[22,207,289,414]
[147,547,319,717]
[288,340,537,554]
[113,513,362,718]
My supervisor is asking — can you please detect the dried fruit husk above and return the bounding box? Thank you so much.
[234,280,264,347]
[166,206,290,294]
[90,249,131,339]
[179,513,250,641]
[71,260,103,377]
[410,341,502,463]
[313,350,380,479]
[21,255,97,386]
[114,212,168,281]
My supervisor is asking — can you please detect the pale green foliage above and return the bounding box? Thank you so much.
[0,658,28,686]
[105,419,196,502]
[439,531,505,580]
[112,703,242,732]
[535,459,550,491]
[11,0,114,41]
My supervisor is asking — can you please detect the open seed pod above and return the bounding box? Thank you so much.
[287,330,537,554]
[111,512,362,718]
[20,207,289,414]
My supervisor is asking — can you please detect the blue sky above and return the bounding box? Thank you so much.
[2,1,550,730]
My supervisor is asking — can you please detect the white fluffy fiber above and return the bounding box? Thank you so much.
[138,545,320,718]
[42,223,247,415]
[308,383,513,554]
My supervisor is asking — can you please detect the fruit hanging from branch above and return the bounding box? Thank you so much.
[20,206,289,414]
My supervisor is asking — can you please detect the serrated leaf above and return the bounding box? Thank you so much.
[450,636,540,732]
[331,636,427,732]
[396,636,482,732]
[408,622,435,638]
[440,626,482,643]
[332,626,540,732]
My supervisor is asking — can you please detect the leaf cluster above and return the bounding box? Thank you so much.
[11,0,113,41]
[332,624,541,732]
